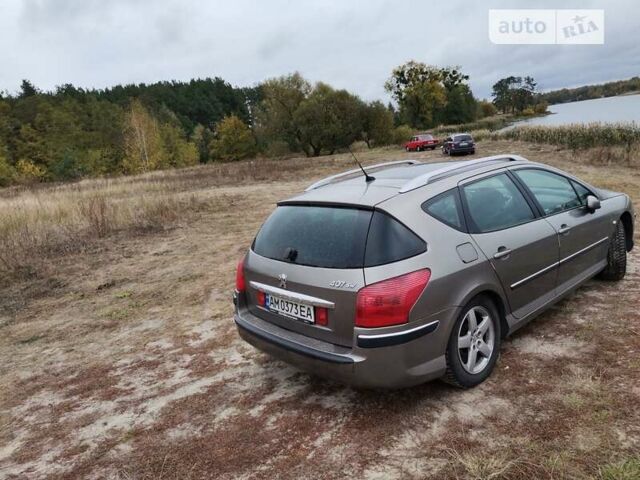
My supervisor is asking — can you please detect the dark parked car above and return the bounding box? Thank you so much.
[443,133,475,155]
[405,134,439,152]
[234,155,634,389]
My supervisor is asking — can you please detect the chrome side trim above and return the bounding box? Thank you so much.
[510,261,559,290]
[399,155,528,193]
[249,281,335,309]
[358,320,439,340]
[510,236,610,290]
[558,236,609,265]
[305,160,422,191]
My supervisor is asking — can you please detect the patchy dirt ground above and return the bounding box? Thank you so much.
[1,141,639,479]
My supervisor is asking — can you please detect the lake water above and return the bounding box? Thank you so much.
[508,94,640,128]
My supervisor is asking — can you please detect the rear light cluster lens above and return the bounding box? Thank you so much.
[235,257,246,292]
[315,307,328,326]
[256,290,266,306]
[355,269,430,328]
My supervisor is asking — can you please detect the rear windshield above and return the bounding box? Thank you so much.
[419,134,433,140]
[252,205,426,269]
[455,134,472,141]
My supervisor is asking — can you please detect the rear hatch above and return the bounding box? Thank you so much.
[244,204,426,347]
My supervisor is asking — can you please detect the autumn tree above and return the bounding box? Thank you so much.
[209,115,257,161]
[385,62,447,129]
[122,99,166,173]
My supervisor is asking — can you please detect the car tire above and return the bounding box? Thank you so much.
[405,146,410,152]
[430,146,436,150]
[598,220,627,281]
[444,295,501,388]
[470,149,476,154]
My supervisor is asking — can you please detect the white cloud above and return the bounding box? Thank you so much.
[0,0,638,100]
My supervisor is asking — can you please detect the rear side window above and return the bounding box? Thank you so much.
[252,206,426,269]
[462,173,535,233]
[364,212,426,267]
[253,206,372,268]
[422,189,465,231]
[514,169,581,215]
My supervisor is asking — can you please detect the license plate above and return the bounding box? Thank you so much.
[460,142,469,146]
[266,294,315,323]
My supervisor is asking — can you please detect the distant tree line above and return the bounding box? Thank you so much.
[0,64,518,186]
[538,76,640,105]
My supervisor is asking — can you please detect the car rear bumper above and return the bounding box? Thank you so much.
[234,294,454,389]
[449,146,475,153]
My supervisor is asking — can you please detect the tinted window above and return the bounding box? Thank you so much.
[462,173,535,233]
[364,212,426,267]
[455,134,472,142]
[514,169,581,215]
[423,189,465,231]
[571,180,592,205]
[253,206,372,268]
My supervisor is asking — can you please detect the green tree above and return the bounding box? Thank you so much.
[361,101,394,148]
[160,123,199,168]
[441,84,477,125]
[257,72,311,154]
[209,115,257,161]
[492,76,537,113]
[0,146,15,186]
[19,79,39,98]
[190,124,215,163]
[293,83,363,156]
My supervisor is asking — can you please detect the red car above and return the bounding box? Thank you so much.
[405,133,439,152]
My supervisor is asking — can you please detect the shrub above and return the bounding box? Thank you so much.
[16,159,46,183]
[392,125,415,145]
[0,155,16,187]
[534,102,549,114]
[478,100,498,118]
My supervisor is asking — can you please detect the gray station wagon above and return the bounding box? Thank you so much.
[233,155,634,388]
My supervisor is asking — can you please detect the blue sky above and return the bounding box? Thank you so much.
[1,0,637,101]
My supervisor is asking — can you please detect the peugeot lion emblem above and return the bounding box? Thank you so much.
[278,273,287,289]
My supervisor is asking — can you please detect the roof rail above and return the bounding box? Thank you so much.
[398,155,528,193]
[305,160,422,191]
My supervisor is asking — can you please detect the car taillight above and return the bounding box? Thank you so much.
[315,307,328,326]
[235,256,246,292]
[256,290,266,306]
[355,269,430,328]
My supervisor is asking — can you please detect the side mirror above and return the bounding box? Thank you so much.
[586,195,601,213]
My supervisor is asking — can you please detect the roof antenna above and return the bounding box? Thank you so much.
[348,147,375,183]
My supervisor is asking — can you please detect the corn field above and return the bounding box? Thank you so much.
[494,123,640,149]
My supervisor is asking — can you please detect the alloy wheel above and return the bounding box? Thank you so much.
[457,306,495,375]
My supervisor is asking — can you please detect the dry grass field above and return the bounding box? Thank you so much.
[1,140,639,479]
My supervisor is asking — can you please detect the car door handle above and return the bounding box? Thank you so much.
[493,247,512,259]
[558,224,571,235]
